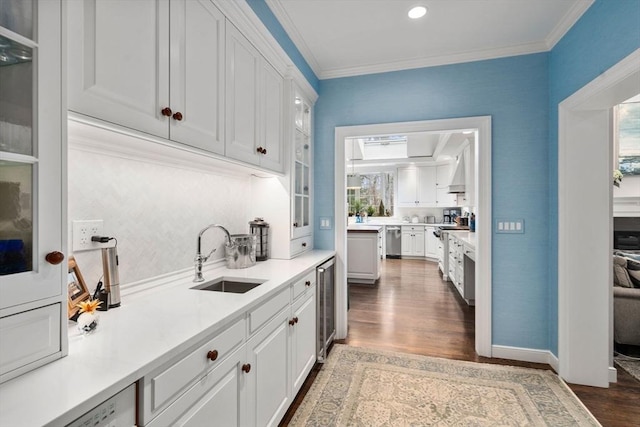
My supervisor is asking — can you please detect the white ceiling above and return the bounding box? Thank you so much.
[266,0,593,79]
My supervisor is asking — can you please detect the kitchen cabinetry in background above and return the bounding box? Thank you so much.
[225,22,284,173]
[460,144,475,207]
[0,0,66,384]
[401,226,425,257]
[424,226,438,259]
[397,164,458,208]
[436,163,458,206]
[68,0,226,155]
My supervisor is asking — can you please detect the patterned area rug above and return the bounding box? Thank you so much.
[290,345,600,426]
[615,357,640,382]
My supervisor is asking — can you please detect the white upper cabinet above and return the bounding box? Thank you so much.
[436,163,458,206]
[397,168,419,205]
[225,23,284,173]
[68,0,225,154]
[1,0,66,383]
[417,166,437,205]
[168,0,225,153]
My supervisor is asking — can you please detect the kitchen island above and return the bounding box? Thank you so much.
[0,250,334,427]
[347,225,383,284]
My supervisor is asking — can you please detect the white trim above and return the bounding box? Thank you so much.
[558,48,640,387]
[266,0,592,80]
[492,345,559,370]
[334,116,492,357]
[265,0,322,77]
[545,0,594,50]
[609,366,617,383]
[548,351,560,373]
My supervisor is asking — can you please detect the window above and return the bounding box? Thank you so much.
[347,172,394,217]
[615,99,640,176]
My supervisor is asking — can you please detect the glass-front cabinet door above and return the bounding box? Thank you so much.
[292,89,312,239]
[0,1,64,313]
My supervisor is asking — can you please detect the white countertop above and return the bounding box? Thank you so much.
[347,225,383,232]
[447,231,476,250]
[0,250,334,427]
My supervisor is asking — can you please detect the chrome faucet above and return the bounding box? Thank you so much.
[194,224,232,282]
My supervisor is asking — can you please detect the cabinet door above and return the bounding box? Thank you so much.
[68,0,169,138]
[413,232,425,256]
[291,288,316,394]
[292,89,312,240]
[401,231,412,255]
[417,166,437,205]
[169,0,225,154]
[259,61,284,172]
[1,0,63,309]
[436,164,457,206]
[147,348,244,427]
[244,310,291,427]
[397,168,418,205]
[225,22,260,165]
[425,227,438,257]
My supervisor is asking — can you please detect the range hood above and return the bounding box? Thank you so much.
[447,155,466,193]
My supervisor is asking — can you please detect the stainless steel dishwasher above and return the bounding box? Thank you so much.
[317,257,336,363]
[386,226,402,258]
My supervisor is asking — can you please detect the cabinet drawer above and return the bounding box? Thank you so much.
[0,304,61,380]
[290,236,312,258]
[147,346,244,427]
[292,270,316,301]
[142,317,245,422]
[248,288,289,335]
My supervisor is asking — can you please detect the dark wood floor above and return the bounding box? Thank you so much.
[281,258,640,426]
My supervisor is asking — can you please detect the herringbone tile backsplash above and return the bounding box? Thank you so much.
[69,147,252,292]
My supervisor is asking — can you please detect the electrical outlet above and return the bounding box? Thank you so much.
[72,220,104,251]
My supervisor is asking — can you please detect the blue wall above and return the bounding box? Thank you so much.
[249,0,640,352]
[547,0,640,355]
[245,0,319,92]
[314,55,551,350]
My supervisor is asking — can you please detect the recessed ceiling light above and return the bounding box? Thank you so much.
[408,6,427,19]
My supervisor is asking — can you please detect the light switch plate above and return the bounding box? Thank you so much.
[495,218,525,234]
[319,217,333,230]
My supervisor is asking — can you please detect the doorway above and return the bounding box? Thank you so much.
[333,116,492,357]
[558,48,640,387]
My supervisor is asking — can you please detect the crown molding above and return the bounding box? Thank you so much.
[216,0,317,102]
[266,0,322,77]
[318,41,550,80]
[545,0,594,49]
[265,0,594,80]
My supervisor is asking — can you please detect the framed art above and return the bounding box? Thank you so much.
[68,256,90,319]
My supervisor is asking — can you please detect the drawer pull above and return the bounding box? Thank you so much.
[302,242,307,247]
[305,280,311,287]
[289,318,296,326]
[161,107,172,116]
[207,350,219,361]
[242,363,251,373]
[172,111,183,121]
[293,316,299,324]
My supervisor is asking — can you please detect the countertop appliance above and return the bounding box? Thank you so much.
[386,226,402,258]
[317,257,336,363]
[101,245,120,308]
[249,218,269,261]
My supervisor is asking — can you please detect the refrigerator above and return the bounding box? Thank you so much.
[316,257,336,363]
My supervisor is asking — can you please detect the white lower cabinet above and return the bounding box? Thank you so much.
[401,226,425,257]
[424,226,438,259]
[140,269,317,427]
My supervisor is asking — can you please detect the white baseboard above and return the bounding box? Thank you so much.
[492,345,559,372]
[609,366,618,383]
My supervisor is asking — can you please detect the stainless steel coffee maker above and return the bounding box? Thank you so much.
[102,245,121,308]
[249,218,269,261]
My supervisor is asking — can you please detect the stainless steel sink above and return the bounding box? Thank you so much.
[191,277,266,294]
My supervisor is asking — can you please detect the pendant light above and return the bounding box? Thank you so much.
[347,138,360,189]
